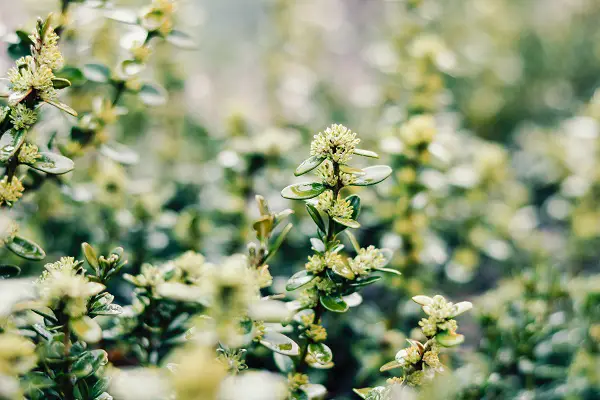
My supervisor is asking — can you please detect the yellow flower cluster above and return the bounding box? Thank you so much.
[9,104,38,130]
[37,257,105,318]
[310,124,360,164]
[314,190,353,220]
[17,143,41,164]
[0,176,25,207]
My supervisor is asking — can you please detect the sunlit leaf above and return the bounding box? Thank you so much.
[295,155,325,176]
[0,129,25,162]
[286,270,316,291]
[320,294,348,313]
[259,331,300,356]
[350,165,392,186]
[281,182,326,200]
[167,30,197,49]
[6,236,46,260]
[138,82,168,106]
[25,152,74,175]
[100,142,140,165]
[353,148,379,158]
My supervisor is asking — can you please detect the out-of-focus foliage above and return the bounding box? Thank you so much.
[0,0,599,399]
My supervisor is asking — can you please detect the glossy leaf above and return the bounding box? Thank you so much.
[282,182,326,200]
[51,78,71,89]
[379,359,403,372]
[104,8,139,24]
[71,316,102,343]
[100,142,140,165]
[450,301,473,318]
[82,242,99,271]
[264,222,293,264]
[300,383,327,399]
[350,165,392,186]
[286,270,316,291]
[310,237,325,253]
[375,267,401,276]
[259,331,300,356]
[83,63,111,83]
[353,148,379,158]
[72,349,108,378]
[138,82,168,106]
[25,152,74,175]
[308,343,333,364]
[0,129,25,162]
[332,216,360,229]
[167,30,197,49]
[306,203,326,232]
[320,294,349,313]
[343,292,363,308]
[331,263,355,280]
[349,276,382,288]
[352,388,373,399]
[436,331,465,347]
[8,89,31,104]
[0,264,20,279]
[273,352,295,374]
[347,194,361,220]
[412,295,433,306]
[6,236,46,260]
[339,164,365,175]
[344,230,361,253]
[295,155,325,176]
[44,99,78,116]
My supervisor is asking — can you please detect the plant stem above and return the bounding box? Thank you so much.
[62,320,74,400]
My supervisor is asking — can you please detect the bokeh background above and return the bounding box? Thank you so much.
[2,0,600,398]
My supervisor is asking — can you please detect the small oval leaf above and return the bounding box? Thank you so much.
[308,343,333,365]
[26,152,74,175]
[6,236,45,260]
[0,264,21,279]
[281,182,326,200]
[138,82,168,106]
[167,30,197,49]
[353,148,379,158]
[286,270,316,291]
[259,331,300,356]
[319,295,349,313]
[295,155,325,177]
[83,63,111,83]
[350,165,392,186]
[306,203,326,232]
[0,129,25,162]
[71,316,102,344]
[436,331,465,347]
[100,142,140,165]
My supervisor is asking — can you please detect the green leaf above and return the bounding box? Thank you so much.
[300,383,327,399]
[259,331,300,356]
[120,59,145,77]
[273,352,295,374]
[286,270,316,291]
[51,78,71,89]
[350,165,392,186]
[8,88,32,104]
[346,194,361,220]
[375,267,401,276]
[265,223,293,264]
[138,82,168,106]
[71,316,102,344]
[83,63,112,83]
[294,155,325,176]
[332,216,360,229]
[339,164,365,175]
[331,263,355,280]
[0,264,20,279]
[253,215,274,241]
[310,238,325,253]
[343,292,363,307]
[352,388,373,399]
[436,331,465,347]
[72,350,108,378]
[281,182,326,200]
[82,243,99,272]
[379,359,403,372]
[44,99,78,116]
[104,8,139,24]
[412,295,433,306]
[0,129,25,162]
[100,142,139,165]
[344,231,361,253]
[306,203,326,232]
[22,372,55,392]
[25,152,74,175]
[353,148,379,158]
[450,301,473,317]
[6,236,46,260]
[167,30,197,49]
[349,276,382,288]
[308,343,333,364]
[320,294,349,313]
[55,66,85,86]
